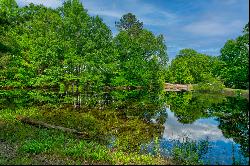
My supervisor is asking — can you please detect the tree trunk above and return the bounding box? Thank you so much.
[16,116,89,137]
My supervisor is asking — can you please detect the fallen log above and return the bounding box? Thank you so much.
[16,115,89,137]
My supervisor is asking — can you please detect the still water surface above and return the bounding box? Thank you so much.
[0,90,249,165]
[149,92,249,165]
[158,109,248,165]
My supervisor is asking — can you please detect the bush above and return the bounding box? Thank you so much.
[195,74,225,92]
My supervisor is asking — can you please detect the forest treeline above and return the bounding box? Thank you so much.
[0,0,249,91]
[166,23,249,90]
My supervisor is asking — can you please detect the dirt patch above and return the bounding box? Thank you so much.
[0,121,5,127]
[0,140,18,159]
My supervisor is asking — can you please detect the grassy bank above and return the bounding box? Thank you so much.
[0,107,172,165]
[192,83,249,99]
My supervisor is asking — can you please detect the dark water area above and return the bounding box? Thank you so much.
[0,89,249,165]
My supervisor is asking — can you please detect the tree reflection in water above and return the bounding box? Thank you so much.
[164,91,249,164]
[0,89,248,164]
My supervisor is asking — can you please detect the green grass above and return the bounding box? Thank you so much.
[0,107,171,165]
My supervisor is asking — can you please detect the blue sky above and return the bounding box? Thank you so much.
[16,0,249,60]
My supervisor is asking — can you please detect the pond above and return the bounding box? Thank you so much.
[147,92,249,165]
[0,89,249,165]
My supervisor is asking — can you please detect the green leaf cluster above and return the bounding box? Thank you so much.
[166,48,223,86]
[219,23,249,89]
[0,1,168,91]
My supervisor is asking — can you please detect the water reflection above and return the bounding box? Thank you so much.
[0,89,249,164]
[211,96,249,158]
[0,89,166,153]
[161,92,249,164]
[163,109,228,142]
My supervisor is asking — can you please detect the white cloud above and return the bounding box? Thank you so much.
[16,0,62,8]
[199,48,221,55]
[142,11,178,26]
[88,10,122,18]
[183,20,244,37]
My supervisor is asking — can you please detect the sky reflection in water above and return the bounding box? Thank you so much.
[160,108,248,165]
[1,90,248,165]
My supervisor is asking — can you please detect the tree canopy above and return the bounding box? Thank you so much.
[166,49,221,84]
[0,0,168,92]
[115,12,143,36]
[0,0,248,91]
[219,23,249,89]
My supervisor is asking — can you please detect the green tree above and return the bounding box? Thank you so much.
[113,18,168,89]
[166,58,194,84]
[0,0,117,90]
[115,13,143,36]
[0,0,21,87]
[0,0,18,25]
[219,23,249,89]
[1,1,168,92]
[167,49,221,85]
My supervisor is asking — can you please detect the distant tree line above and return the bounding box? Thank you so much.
[166,23,249,90]
[0,0,248,91]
